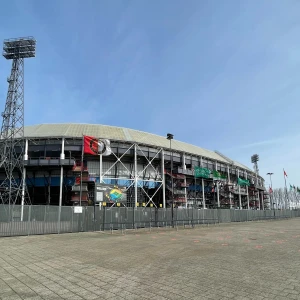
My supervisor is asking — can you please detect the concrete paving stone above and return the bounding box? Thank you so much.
[41,295,64,300]
[0,288,14,294]
[66,286,85,293]
[0,295,23,300]
[29,286,50,293]
[59,293,83,299]
[82,294,103,300]
[35,290,54,297]
[123,294,148,300]
[275,296,290,300]
[55,289,73,296]
[249,297,269,300]
[287,294,300,300]
[0,291,17,299]
[284,289,299,295]
[105,297,125,300]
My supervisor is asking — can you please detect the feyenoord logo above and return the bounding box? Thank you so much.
[89,138,111,155]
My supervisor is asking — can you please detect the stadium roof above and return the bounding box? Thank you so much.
[24,123,253,172]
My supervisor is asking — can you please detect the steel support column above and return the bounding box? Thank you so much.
[182,153,187,208]
[134,144,138,207]
[227,165,232,208]
[261,191,264,210]
[59,137,65,207]
[216,162,220,208]
[245,172,250,209]
[238,169,242,209]
[161,149,166,208]
[202,178,205,209]
[21,139,28,221]
[217,182,220,208]
[99,154,103,183]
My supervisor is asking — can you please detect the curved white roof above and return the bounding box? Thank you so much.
[24,123,252,172]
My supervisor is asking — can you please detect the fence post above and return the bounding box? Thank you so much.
[43,206,46,235]
[102,206,105,231]
[27,205,31,236]
[58,206,61,234]
[9,205,13,237]
[133,206,135,230]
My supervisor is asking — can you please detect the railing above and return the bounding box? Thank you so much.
[24,157,75,166]
[0,205,300,237]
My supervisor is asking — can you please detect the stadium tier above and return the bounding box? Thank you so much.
[0,123,269,209]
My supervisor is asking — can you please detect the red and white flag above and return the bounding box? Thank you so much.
[83,136,112,156]
[284,170,288,177]
[269,187,273,194]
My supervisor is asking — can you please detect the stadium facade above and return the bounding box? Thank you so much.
[3,123,269,209]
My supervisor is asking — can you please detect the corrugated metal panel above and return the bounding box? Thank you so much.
[24,123,252,171]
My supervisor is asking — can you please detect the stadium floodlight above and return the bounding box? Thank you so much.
[251,154,259,163]
[167,133,174,140]
[251,154,260,176]
[3,37,36,59]
[0,36,36,208]
[166,133,174,227]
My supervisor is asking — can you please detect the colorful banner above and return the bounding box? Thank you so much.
[194,167,211,178]
[95,184,126,203]
[237,177,250,186]
[83,136,112,156]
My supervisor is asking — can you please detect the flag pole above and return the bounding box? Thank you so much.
[99,153,103,184]
[79,136,84,206]
[283,169,288,209]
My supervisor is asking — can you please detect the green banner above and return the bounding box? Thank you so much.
[194,167,211,178]
[213,170,227,179]
[237,177,250,186]
[213,170,221,178]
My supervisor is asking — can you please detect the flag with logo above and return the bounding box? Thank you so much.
[83,136,112,156]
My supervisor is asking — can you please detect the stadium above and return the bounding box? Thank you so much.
[6,123,269,209]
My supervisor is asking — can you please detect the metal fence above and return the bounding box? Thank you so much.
[1,205,300,237]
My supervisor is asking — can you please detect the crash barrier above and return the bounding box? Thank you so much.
[0,205,299,237]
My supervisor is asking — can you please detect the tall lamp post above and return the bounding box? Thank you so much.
[267,172,274,209]
[167,133,174,228]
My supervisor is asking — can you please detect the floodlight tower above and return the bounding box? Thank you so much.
[0,37,36,206]
[251,154,260,208]
[251,154,259,176]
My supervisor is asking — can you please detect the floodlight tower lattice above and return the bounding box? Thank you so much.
[0,37,36,206]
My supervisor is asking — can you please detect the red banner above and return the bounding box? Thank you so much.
[84,135,99,155]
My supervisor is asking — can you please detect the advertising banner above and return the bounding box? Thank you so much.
[95,183,127,203]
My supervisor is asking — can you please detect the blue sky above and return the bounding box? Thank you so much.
[0,0,300,188]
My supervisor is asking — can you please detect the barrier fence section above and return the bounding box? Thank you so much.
[0,205,300,237]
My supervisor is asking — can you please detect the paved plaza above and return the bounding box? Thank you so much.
[0,219,300,300]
